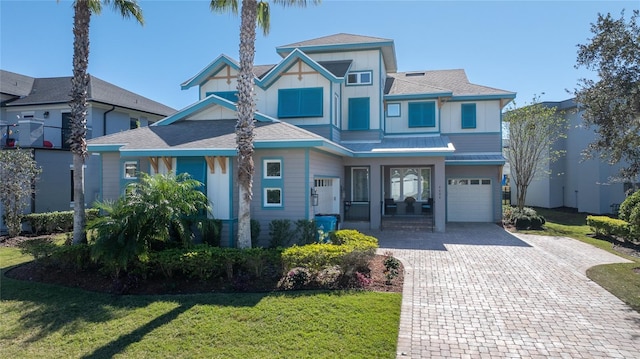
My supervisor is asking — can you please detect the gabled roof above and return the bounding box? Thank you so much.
[0,70,34,97]
[4,72,175,116]
[256,49,344,88]
[276,33,397,73]
[317,60,353,78]
[385,69,516,101]
[181,54,239,90]
[88,119,352,157]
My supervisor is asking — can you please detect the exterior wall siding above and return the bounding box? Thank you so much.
[101,152,121,202]
[440,100,502,134]
[447,133,502,153]
[33,149,73,212]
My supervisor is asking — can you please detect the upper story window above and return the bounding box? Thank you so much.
[346,71,373,86]
[278,87,323,118]
[386,103,401,117]
[206,91,238,103]
[408,101,436,128]
[130,118,139,129]
[461,103,477,129]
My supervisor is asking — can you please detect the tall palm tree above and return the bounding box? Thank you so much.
[68,0,143,244]
[210,0,319,248]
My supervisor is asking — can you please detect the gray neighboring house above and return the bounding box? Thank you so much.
[509,98,632,214]
[0,69,175,233]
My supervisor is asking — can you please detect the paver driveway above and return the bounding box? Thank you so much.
[368,223,640,358]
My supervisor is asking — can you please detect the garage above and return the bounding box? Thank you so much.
[447,178,493,222]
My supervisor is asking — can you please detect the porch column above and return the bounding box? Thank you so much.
[434,158,446,232]
[370,165,382,230]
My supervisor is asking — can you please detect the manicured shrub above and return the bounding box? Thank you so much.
[619,190,640,241]
[504,206,545,230]
[24,209,100,235]
[197,218,222,247]
[383,252,401,285]
[17,238,58,262]
[586,215,631,239]
[268,219,295,248]
[295,219,317,245]
[50,244,92,271]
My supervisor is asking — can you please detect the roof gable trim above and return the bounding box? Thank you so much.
[181,54,240,90]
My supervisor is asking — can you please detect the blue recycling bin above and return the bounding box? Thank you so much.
[315,215,337,242]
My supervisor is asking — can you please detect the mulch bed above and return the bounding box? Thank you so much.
[1,235,403,295]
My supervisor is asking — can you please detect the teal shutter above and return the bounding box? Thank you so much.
[278,88,323,118]
[408,102,436,127]
[177,157,207,194]
[461,103,477,128]
[348,97,370,130]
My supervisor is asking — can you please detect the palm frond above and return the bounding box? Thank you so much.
[210,0,239,15]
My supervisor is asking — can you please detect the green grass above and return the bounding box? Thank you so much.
[523,208,640,311]
[0,250,401,359]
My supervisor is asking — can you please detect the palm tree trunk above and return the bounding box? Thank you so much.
[235,0,258,248]
[70,0,90,244]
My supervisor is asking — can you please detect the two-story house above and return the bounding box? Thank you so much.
[0,69,175,232]
[87,33,515,246]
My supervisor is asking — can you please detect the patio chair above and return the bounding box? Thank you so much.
[384,198,397,215]
[421,198,433,215]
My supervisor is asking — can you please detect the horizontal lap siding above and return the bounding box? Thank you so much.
[447,133,502,153]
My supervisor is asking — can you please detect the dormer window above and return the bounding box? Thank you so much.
[346,71,372,86]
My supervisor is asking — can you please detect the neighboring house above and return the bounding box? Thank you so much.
[0,69,176,232]
[87,33,515,245]
[508,98,630,214]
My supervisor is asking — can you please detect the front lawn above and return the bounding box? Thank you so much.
[524,208,640,312]
[0,249,401,359]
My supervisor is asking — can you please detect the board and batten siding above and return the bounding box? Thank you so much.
[440,100,502,134]
[200,66,239,101]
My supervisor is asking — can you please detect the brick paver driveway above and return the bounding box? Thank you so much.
[367,223,640,358]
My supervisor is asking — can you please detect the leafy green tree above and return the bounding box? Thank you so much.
[574,10,640,184]
[66,0,144,245]
[89,172,210,276]
[504,98,568,209]
[210,0,319,248]
[0,150,41,237]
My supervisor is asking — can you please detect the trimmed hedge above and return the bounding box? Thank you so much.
[586,215,631,239]
[282,229,378,271]
[503,206,545,230]
[23,209,100,235]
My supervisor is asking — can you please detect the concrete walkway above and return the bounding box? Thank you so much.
[365,223,640,358]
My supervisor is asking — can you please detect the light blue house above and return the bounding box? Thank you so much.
[88,33,515,245]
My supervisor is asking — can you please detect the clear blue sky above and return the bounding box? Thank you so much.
[1,0,637,111]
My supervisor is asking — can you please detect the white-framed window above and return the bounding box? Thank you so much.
[346,71,373,86]
[351,167,370,202]
[387,103,401,117]
[264,188,282,207]
[124,161,138,179]
[391,167,431,201]
[263,159,281,179]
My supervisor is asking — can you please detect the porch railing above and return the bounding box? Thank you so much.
[343,201,370,221]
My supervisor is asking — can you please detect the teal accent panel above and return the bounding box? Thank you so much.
[278,87,323,118]
[177,157,207,193]
[206,91,238,102]
[348,97,370,130]
[408,101,436,128]
[461,103,477,129]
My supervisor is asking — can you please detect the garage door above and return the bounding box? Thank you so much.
[447,178,492,222]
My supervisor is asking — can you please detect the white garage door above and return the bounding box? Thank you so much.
[447,178,493,222]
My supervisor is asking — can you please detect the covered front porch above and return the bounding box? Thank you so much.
[342,157,446,232]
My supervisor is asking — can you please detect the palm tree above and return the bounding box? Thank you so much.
[210,0,319,248]
[67,0,143,244]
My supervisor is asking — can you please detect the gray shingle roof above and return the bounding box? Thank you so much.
[5,73,175,116]
[0,70,34,97]
[386,69,515,97]
[278,33,393,48]
[88,119,324,150]
[253,64,277,79]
